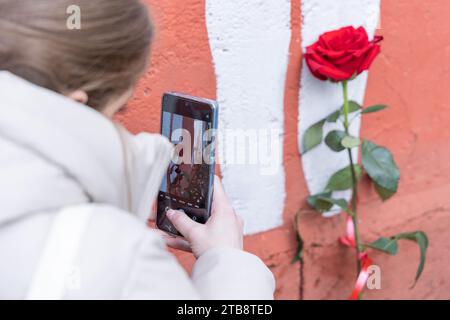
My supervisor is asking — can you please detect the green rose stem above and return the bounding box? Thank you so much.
[342,80,362,275]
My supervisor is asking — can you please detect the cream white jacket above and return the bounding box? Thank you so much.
[0,72,275,300]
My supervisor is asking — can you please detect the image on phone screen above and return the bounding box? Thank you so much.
[157,94,217,235]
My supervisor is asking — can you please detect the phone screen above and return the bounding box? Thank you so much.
[157,93,217,235]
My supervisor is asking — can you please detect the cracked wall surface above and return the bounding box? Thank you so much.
[118,0,450,299]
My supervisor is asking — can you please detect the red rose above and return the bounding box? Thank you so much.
[304,26,383,82]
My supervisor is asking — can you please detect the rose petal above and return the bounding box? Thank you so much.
[357,44,381,73]
[373,35,384,43]
[306,57,353,81]
[304,26,383,81]
[305,58,328,80]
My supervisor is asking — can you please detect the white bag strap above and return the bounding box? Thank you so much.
[26,205,93,300]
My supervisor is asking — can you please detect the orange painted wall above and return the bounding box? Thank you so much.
[115,0,216,134]
[119,0,450,299]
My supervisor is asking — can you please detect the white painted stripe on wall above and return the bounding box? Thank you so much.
[206,0,291,234]
[299,0,381,216]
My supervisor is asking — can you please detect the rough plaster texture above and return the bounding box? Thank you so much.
[299,0,381,216]
[120,0,450,299]
[205,0,290,233]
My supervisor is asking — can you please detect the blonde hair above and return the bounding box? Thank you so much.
[0,0,153,110]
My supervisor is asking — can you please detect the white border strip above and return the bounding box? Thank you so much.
[206,0,291,233]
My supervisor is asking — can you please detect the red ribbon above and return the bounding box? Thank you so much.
[339,215,373,300]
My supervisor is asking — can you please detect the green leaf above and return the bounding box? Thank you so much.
[307,192,333,211]
[395,231,429,285]
[326,110,341,122]
[302,101,363,153]
[325,165,362,191]
[303,120,326,154]
[325,130,346,152]
[368,237,398,255]
[362,104,387,114]
[341,135,361,149]
[316,196,348,211]
[362,140,400,201]
[347,100,362,113]
[374,183,396,201]
[326,101,361,123]
[367,231,429,286]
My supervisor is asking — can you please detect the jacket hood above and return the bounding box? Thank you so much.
[0,71,173,224]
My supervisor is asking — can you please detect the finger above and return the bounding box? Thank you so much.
[212,175,233,214]
[154,229,192,252]
[166,209,200,240]
[162,235,192,252]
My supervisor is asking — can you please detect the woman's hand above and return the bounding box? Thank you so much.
[160,176,244,258]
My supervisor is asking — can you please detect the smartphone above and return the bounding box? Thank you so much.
[157,92,219,235]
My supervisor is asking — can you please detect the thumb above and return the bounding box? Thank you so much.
[166,209,200,240]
